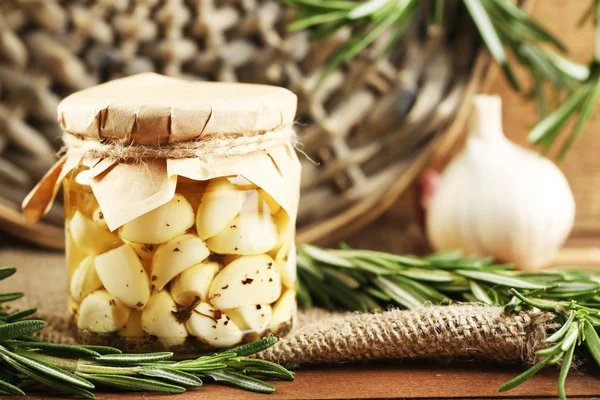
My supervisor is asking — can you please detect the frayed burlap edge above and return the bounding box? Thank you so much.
[30,304,554,366]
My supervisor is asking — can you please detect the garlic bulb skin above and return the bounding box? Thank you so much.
[426,95,575,270]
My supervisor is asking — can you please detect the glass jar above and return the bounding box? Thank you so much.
[64,168,296,352]
[23,73,300,353]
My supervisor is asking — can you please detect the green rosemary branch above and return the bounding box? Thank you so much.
[0,267,293,398]
[285,0,599,159]
[298,243,600,400]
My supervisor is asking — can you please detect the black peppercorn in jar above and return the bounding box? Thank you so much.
[23,73,300,352]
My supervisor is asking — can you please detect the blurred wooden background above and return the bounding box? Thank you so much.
[348,0,600,253]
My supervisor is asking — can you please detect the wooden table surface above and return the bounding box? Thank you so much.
[13,362,600,400]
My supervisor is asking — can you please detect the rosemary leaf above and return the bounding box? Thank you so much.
[139,368,203,387]
[79,373,185,394]
[0,293,24,303]
[528,84,589,143]
[288,11,347,32]
[498,354,553,392]
[0,267,16,281]
[94,352,174,365]
[78,345,122,355]
[396,268,455,283]
[227,337,279,357]
[463,0,519,90]
[282,0,355,11]
[225,358,295,381]
[201,369,276,394]
[4,308,38,322]
[558,76,600,159]
[3,341,101,358]
[348,0,391,19]
[0,352,95,399]
[0,347,94,390]
[469,280,493,305]
[0,320,47,341]
[301,244,353,268]
[583,319,600,367]
[546,311,575,343]
[373,276,423,309]
[558,342,576,400]
[456,270,546,290]
[0,378,25,396]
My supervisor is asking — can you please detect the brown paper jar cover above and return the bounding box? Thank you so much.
[57,72,298,145]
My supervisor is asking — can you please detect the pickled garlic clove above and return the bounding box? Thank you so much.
[119,194,194,244]
[208,254,281,309]
[69,256,103,303]
[195,178,245,240]
[274,210,292,248]
[77,290,131,333]
[185,302,243,348]
[241,189,281,216]
[92,206,108,228]
[120,239,157,263]
[142,291,188,347]
[275,242,297,288]
[258,189,281,215]
[95,244,150,310]
[226,304,272,333]
[69,210,122,255]
[270,289,296,330]
[170,261,220,307]
[118,310,144,337]
[206,213,278,255]
[66,231,88,275]
[151,234,210,293]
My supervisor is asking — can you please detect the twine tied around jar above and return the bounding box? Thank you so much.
[61,125,297,161]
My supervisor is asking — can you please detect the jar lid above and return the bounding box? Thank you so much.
[58,73,297,145]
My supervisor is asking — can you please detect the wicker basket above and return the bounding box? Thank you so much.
[0,0,494,249]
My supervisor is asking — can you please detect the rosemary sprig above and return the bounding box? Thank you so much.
[298,243,600,399]
[285,0,599,159]
[0,267,293,398]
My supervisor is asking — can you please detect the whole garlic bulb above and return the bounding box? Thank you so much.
[426,95,575,270]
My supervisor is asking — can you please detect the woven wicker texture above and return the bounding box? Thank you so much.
[0,0,486,247]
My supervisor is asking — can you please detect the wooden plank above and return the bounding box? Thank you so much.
[13,362,600,399]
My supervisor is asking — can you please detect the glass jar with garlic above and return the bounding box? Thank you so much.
[23,73,300,352]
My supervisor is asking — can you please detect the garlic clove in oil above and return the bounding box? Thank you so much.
[274,242,297,288]
[208,254,281,309]
[195,178,245,240]
[151,234,210,293]
[185,302,243,348]
[206,213,278,255]
[226,304,272,333]
[426,95,575,270]
[141,291,188,347]
[77,290,131,333]
[119,194,195,244]
[70,256,103,303]
[69,211,121,255]
[270,289,296,330]
[170,261,220,307]
[94,244,150,310]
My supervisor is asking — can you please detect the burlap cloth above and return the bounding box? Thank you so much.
[0,246,553,365]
